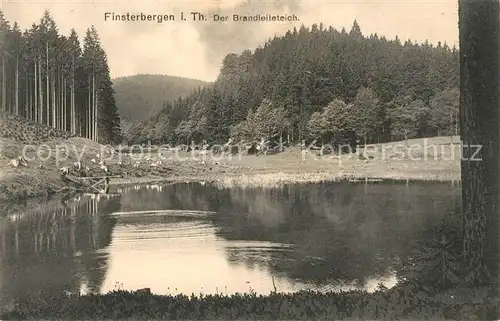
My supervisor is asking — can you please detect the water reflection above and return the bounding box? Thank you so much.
[1,180,461,301]
[0,194,120,306]
[114,181,461,293]
[210,182,461,292]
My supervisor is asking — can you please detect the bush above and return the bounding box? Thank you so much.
[3,284,498,320]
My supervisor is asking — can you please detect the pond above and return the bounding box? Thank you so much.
[0,180,462,304]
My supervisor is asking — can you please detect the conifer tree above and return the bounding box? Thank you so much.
[133,19,459,147]
[0,12,9,113]
[82,26,121,143]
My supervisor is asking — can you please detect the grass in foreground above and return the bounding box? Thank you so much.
[2,283,498,320]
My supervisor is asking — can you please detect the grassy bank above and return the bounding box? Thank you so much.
[0,129,461,205]
[2,282,497,320]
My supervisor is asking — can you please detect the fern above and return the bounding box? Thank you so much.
[406,214,464,290]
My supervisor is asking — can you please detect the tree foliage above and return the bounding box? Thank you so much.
[0,10,121,144]
[132,21,459,146]
[306,98,353,143]
[234,99,290,142]
[429,88,459,136]
[386,96,429,144]
[351,87,383,143]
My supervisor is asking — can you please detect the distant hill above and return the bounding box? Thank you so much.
[112,74,209,124]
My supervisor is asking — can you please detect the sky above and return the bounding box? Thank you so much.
[1,0,459,82]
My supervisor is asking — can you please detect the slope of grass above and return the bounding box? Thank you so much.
[0,112,73,145]
[0,130,461,206]
[113,74,208,123]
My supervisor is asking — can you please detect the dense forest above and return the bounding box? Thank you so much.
[130,21,459,147]
[0,10,121,144]
[113,74,207,125]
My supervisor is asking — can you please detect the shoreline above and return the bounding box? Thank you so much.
[0,136,462,208]
[109,171,462,187]
[0,167,461,216]
[1,282,495,320]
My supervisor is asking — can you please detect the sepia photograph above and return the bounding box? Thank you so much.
[0,0,499,319]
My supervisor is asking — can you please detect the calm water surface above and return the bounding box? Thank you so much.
[0,181,461,303]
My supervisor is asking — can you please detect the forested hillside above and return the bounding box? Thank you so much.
[0,10,121,144]
[131,21,459,146]
[113,74,207,124]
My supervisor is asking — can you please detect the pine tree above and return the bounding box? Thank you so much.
[429,88,459,137]
[82,28,97,140]
[82,26,121,143]
[386,96,428,146]
[10,23,23,117]
[0,11,9,113]
[352,87,383,144]
[132,19,459,147]
[349,19,363,40]
[67,29,83,135]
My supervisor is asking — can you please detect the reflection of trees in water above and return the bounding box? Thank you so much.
[0,194,120,303]
[210,182,461,288]
[117,183,220,212]
[113,181,462,291]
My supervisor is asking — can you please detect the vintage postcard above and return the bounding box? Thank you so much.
[0,0,499,320]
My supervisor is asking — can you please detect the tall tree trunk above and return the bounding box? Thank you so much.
[51,73,56,129]
[46,42,50,127]
[93,70,97,142]
[58,70,62,130]
[2,54,6,112]
[34,55,38,123]
[59,71,61,130]
[70,75,73,133]
[55,68,59,130]
[61,72,64,131]
[25,77,29,119]
[88,74,91,140]
[29,78,33,121]
[71,77,75,134]
[15,56,19,116]
[459,0,500,287]
[63,77,66,132]
[450,110,453,140]
[71,55,75,134]
[38,56,43,124]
